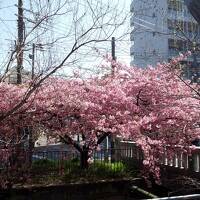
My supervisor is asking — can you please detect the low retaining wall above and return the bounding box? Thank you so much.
[0,179,140,200]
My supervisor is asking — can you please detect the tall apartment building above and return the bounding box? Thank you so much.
[130,0,200,79]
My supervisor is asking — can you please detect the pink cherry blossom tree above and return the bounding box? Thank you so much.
[0,52,199,184]
[28,53,200,176]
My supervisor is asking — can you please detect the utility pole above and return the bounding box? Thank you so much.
[26,43,35,165]
[111,37,116,74]
[110,36,116,162]
[31,43,35,79]
[14,0,24,168]
[16,0,24,84]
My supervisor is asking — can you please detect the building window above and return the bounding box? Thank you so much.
[167,19,176,30]
[168,0,183,12]
[168,38,188,51]
[167,19,199,35]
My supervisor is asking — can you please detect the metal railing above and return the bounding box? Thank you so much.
[117,140,200,174]
[0,147,139,180]
[2,142,200,181]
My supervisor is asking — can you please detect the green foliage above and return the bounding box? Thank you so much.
[32,159,57,171]
[90,161,126,177]
[31,158,137,185]
[63,161,128,183]
[63,158,80,172]
[122,159,140,177]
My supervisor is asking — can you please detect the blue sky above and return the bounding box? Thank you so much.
[0,0,131,75]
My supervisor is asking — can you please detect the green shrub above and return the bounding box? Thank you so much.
[63,158,80,172]
[122,159,140,176]
[31,158,137,184]
[32,157,80,173]
[62,161,128,183]
[32,159,57,171]
[90,161,126,178]
[71,157,79,163]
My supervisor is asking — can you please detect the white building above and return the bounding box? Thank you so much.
[130,0,200,77]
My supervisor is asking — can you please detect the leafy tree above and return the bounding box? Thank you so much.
[23,52,200,180]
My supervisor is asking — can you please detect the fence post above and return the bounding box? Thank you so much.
[111,137,116,162]
[193,152,200,172]
[104,136,109,162]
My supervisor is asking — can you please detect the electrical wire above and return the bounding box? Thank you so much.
[0,5,15,10]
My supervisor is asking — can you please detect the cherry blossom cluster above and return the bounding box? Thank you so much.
[0,52,199,183]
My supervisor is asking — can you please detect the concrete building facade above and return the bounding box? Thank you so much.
[130,0,200,79]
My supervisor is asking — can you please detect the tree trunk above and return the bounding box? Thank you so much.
[80,149,89,169]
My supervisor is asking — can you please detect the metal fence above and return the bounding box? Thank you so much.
[0,147,140,182]
[118,140,200,177]
[30,148,137,175]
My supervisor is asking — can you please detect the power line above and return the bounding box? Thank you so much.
[0,17,16,38]
[0,19,16,22]
[0,5,15,9]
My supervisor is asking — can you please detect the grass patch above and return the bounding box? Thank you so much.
[89,161,126,177]
[63,161,132,183]
[29,158,138,185]
[32,159,58,171]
